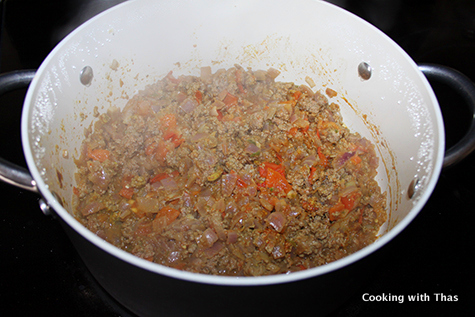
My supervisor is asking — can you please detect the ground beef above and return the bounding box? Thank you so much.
[73,66,387,276]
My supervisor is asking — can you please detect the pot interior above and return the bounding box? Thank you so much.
[22,0,444,283]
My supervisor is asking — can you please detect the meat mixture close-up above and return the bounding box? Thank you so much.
[73,65,387,276]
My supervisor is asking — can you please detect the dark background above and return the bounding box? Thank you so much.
[0,0,474,316]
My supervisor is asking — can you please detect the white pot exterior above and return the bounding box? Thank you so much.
[21,0,444,286]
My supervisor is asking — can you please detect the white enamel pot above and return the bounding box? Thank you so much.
[1,0,475,316]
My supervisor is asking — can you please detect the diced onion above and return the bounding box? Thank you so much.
[203,228,219,246]
[180,98,198,113]
[200,66,212,82]
[302,155,317,166]
[221,173,237,197]
[245,143,260,154]
[226,230,238,244]
[136,197,159,213]
[81,201,105,216]
[340,185,358,197]
[160,177,178,191]
[267,211,286,232]
[334,152,355,169]
[266,68,281,80]
[289,113,298,123]
[191,132,209,142]
[204,241,224,257]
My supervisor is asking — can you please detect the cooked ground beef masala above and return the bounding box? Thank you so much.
[73,65,387,276]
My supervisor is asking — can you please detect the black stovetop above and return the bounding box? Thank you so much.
[0,1,474,316]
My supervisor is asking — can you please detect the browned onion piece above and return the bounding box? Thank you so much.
[266,67,281,80]
[136,197,159,213]
[81,201,105,216]
[340,184,358,197]
[226,230,238,244]
[87,161,112,191]
[204,241,224,258]
[245,143,260,154]
[160,177,178,191]
[289,113,298,123]
[267,211,286,233]
[180,98,198,113]
[191,132,209,142]
[302,155,317,166]
[198,228,219,250]
[221,173,237,197]
[333,152,355,169]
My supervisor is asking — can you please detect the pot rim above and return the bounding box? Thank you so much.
[20,0,445,286]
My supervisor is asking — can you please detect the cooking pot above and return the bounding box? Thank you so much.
[2,0,475,315]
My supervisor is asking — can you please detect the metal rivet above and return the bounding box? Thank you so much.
[39,198,53,216]
[80,66,94,86]
[358,62,372,80]
[39,191,62,217]
[407,178,420,199]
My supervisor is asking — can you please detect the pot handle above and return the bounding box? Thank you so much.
[0,70,38,192]
[418,64,475,169]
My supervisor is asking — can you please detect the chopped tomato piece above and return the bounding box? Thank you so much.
[150,173,169,184]
[350,154,362,165]
[119,187,134,199]
[296,264,307,271]
[288,127,298,136]
[341,196,355,210]
[236,177,248,188]
[134,221,152,236]
[172,137,184,147]
[223,92,238,106]
[278,100,297,106]
[145,142,158,156]
[155,206,180,220]
[161,129,184,148]
[316,129,321,140]
[87,149,110,162]
[293,91,302,100]
[317,147,328,167]
[160,114,177,132]
[153,206,180,231]
[154,140,170,161]
[265,168,291,194]
[341,192,361,210]
[195,90,202,103]
[259,162,286,179]
[309,167,317,184]
[258,166,266,178]
[328,201,346,221]
[328,192,361,221]
[216,109,224,121]
[318,120,340,136]
[163,130,178,141]
[150,171,179,184]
